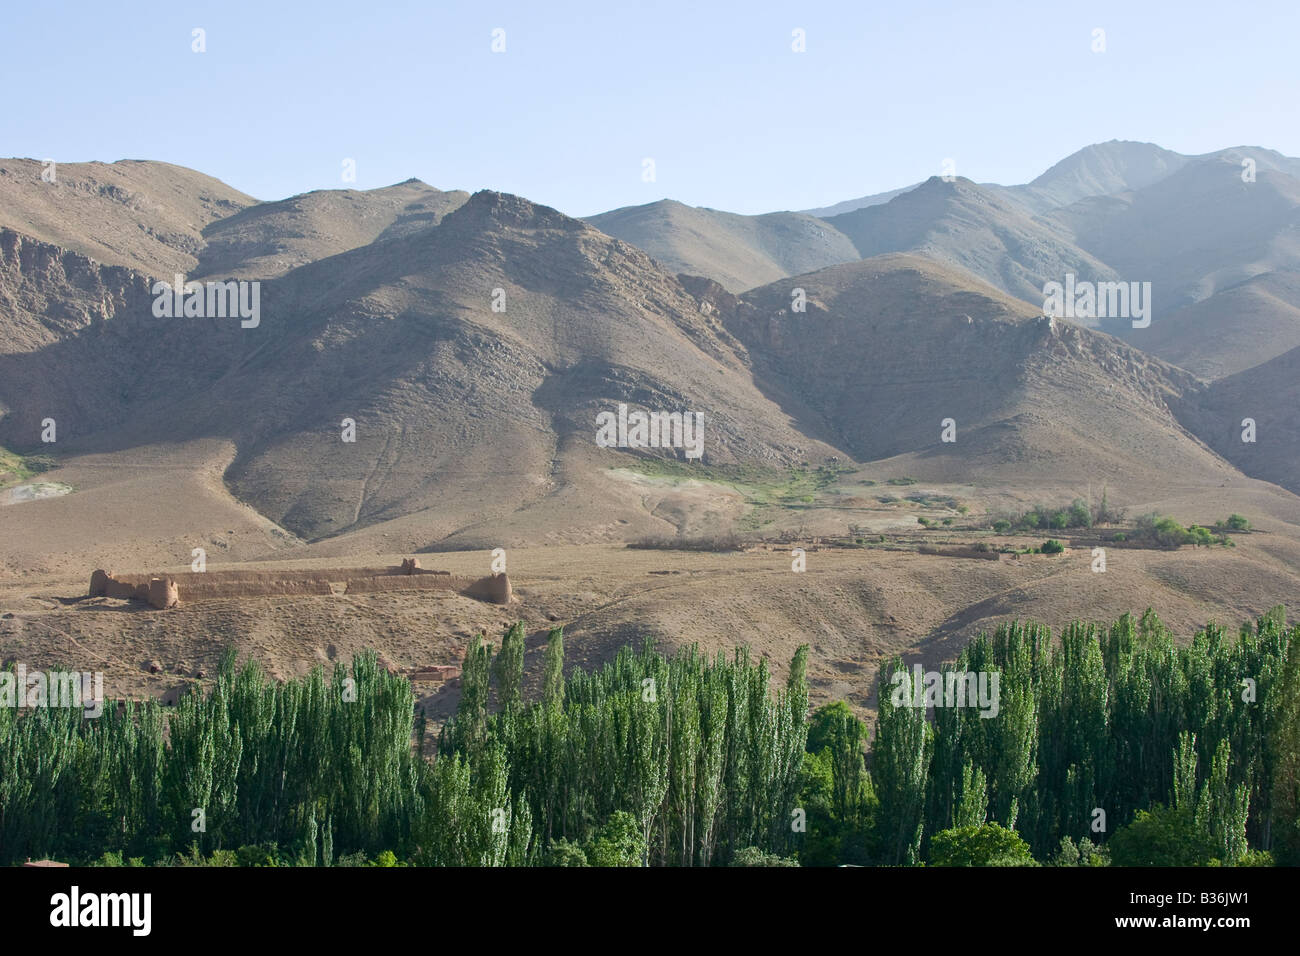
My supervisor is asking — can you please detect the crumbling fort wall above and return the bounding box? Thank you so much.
[89,560,511,607]
[89,570,179,609]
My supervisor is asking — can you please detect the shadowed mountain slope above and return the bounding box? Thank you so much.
[1174,343,1300,497]
[1134,271,1300,380]
[1050,154,1300,313]
[0,191,843,542]
[727,254,1231,494]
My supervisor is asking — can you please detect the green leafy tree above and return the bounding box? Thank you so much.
[542,838,588,866]
[542,627,565,712]
[731,846,799,866]
[873,659,932,865]
[493,622,526,711]
[585,811,646,867]
[1050,836,1109,867]
[1269,627,1300,864]
[1108,804,1219,866]
[928,823,1035,866]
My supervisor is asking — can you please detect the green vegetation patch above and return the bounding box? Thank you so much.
[612,457,858,531]
[0,447,60,492]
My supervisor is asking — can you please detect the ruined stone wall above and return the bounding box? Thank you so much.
[90,563,511,606]
[89,570,179,608]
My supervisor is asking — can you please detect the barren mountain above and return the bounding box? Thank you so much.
[1049,154,1300,314]
[586,199,859,292]
[799,184,919,219]
[0,190,842,547]
[194,179,470,280]
[4,156,1300,720]
[801,142,1193,222]
[1135,270,1300,380]
[1007,140,1189,213]
[727,254,1229,494]
[0,158,253,277]
[825,178,1119,308]
[1175,342,1300,497]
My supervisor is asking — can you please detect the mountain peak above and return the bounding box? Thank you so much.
[449,189,586,232]
[1028,141,1187,203]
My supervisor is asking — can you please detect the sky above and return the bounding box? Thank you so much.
[3,0,1298,216]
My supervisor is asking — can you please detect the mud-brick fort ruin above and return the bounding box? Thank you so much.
[89,558,512,609]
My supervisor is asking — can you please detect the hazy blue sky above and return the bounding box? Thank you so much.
[4,0,1297,215]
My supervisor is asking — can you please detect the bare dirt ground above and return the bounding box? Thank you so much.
[4,471,1298,722]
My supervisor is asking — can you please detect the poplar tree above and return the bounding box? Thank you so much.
[873,658,931,865]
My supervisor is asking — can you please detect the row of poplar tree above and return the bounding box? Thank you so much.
[826,607,1300,865]
[0,628,809,866]
[1,608,1297,865]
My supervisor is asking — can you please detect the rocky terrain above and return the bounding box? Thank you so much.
[3,145,1300,714]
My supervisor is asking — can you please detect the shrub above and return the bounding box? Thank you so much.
[235,844,281,867]
[1051,836,1109,867]
[1226,514,1251,531]
[731,846,800,867]
[1152,517,1191,548]
[929,823,1036,867]
[1108,806,1218,867]
[543,838,589,867]
[1238,849,1273,866]
[1041,539,1065,554]
[992,520,1011,533]
[1136,513,1192,549]
[585,811,646,867]
[1094,488,1125,525]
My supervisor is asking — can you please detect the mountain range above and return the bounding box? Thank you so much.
[3,143,1298,530]
[4,140,1300,708]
